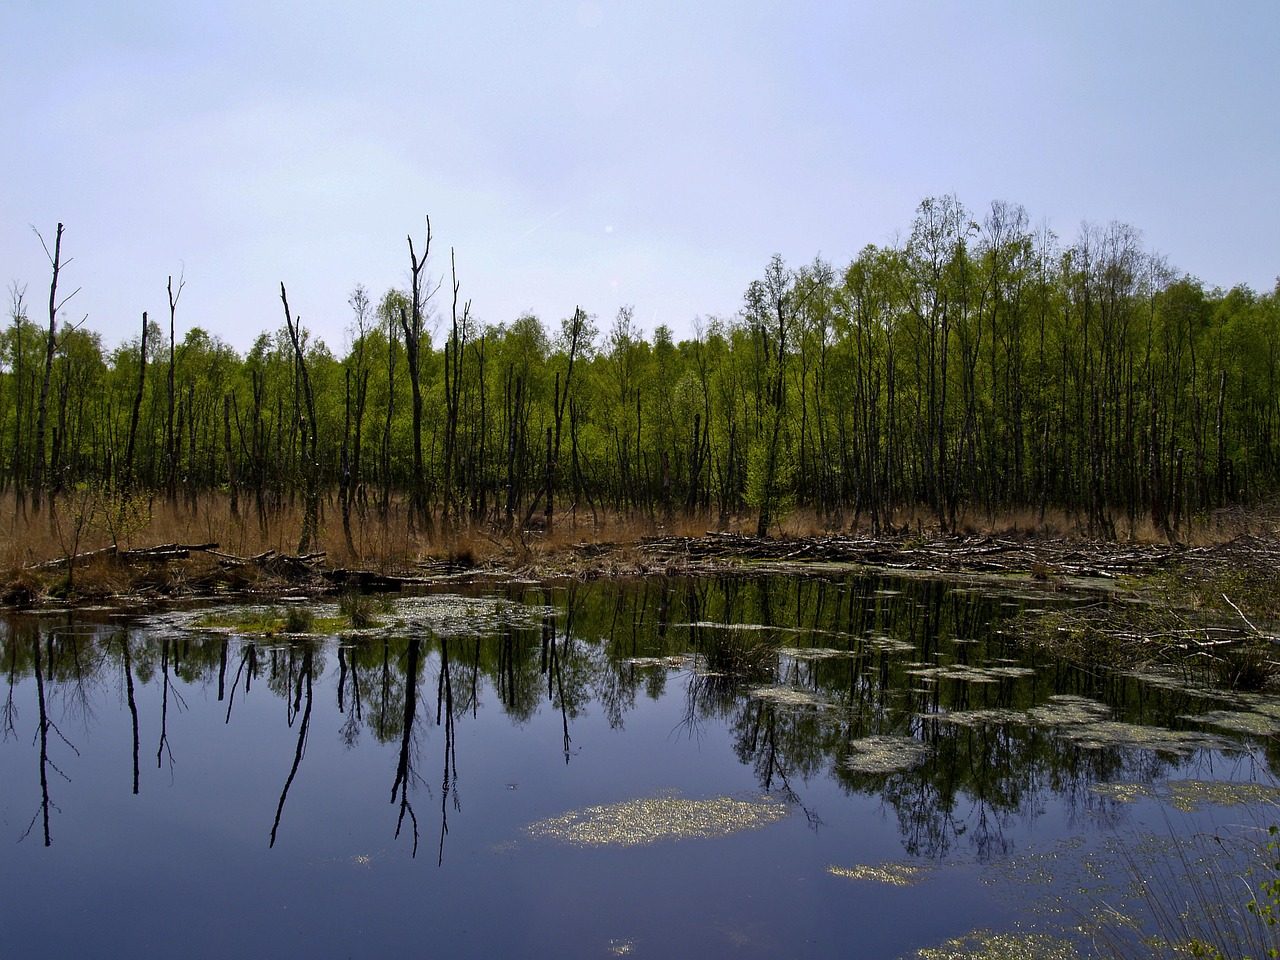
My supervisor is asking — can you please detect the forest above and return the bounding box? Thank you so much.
[4,196,1279,555]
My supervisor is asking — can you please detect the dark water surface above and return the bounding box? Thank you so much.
[2,573,1275,959]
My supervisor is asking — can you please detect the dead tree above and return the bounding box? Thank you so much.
[280,283,320,553]
[121,311,149,489]
[400,219,439,532]
[31,223,79,512]
[441,248,470,531]
[164,272,185,503]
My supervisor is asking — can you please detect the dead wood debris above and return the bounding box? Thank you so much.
[32,541,221,570]
[630,533,1280,582]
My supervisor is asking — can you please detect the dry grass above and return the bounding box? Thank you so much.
[0,489,1276,606]
[2,490,1273,568]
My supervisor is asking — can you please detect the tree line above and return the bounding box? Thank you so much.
[4,198,1279,547]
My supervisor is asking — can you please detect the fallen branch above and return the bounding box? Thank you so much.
[29,542,219,570]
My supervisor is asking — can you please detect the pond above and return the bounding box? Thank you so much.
[2,572,1277,959]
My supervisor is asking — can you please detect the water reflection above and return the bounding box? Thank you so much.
[0,574,1273,863]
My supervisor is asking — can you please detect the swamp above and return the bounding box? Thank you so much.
[4,564,1279,959]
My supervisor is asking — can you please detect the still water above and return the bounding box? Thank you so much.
[2,573,1275,959]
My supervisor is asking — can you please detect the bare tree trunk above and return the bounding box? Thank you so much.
[442,248,469,531]
[165,273,184,503]
[32,223,72,513]
[122,312,149,488]
[280,283,320,554]
[401,219,436,533]
[224,393,239,518]
[340,368,356,556]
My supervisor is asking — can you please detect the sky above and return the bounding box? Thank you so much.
[2,0,1277,356]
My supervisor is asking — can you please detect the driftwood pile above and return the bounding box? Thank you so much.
[637,532,1280,581]
[206,547,327,579]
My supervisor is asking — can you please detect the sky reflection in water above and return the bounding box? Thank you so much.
[1,574,1276,959]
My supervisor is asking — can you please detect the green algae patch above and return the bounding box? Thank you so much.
[1026,695,1112,726]
[749,684,830,708]
[1237,693,1280,717]
[1187,709,1280,736]
[397,594,555,637]
[908,930,1081,960]
[827,861,930,886]
[867,634,916,654]
[1091,779,1280,811]
[1055,720,1231,755]
[525,793,789,847]
[623,655,694,670]
[908,664,1037,684]
[934,708,1033,727]
[936,694,1239,755]
[843,734,930,774]
[780,646,855,661]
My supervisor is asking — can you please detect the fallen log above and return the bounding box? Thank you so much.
[30,542,220,570]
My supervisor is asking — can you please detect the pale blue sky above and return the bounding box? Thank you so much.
[2,1,1276,353]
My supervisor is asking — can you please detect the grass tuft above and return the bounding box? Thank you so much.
[282,605,314,634]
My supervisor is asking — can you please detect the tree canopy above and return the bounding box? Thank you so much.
[5,198,1278,539]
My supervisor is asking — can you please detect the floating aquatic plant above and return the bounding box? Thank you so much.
[1237,692,1280,717]
[1026,695,1112,726]
[623,655,693,670]
[867,635,915,654]
[1186,709,1280,737]
[526,793,789,847]
[393,594,558,638]
[909,930,1081,960]
[1091,779,1280,812]
[748,684,829,708]
[908,664,1036,684]
[933,708,1031,728]
[1055,720,1232,755]
[827,861,930,886]
[779,646,854,661]
[843,734,930,774]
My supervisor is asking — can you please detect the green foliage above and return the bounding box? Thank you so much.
[92,487,152,550]
[744,419,796,530]
[4,200,1280,533]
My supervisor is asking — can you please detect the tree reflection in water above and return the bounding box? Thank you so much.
[390,634,421,857]
[269,643,313,848]
[114,632,139,794]
[0,572,1271,864]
